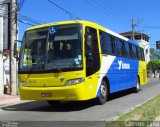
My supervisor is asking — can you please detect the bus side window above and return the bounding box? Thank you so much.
[129,44,133,59]
[131,45,137,59]
[115,38,123,56]
[121,41,125,57]
[137,47,142,60]
[135,46,139,59]
[99,31,114,55]
[100,32,107,54]
[85,27,100,77]
[141,48,145,61]
[124,42,131,58]
[112,37,116,55]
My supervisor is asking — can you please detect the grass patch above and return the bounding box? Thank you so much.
[106,95,160,127]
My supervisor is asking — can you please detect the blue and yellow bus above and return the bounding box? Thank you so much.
[16,20,147,105]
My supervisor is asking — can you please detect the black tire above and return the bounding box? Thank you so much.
[96,80,108,105]
[47,100,61,106]
[133,78,140,93]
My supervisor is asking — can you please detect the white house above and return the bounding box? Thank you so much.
[0,0,13,94]
[120,31,150,63]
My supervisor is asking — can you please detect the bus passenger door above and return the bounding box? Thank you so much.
[85,27,100,78]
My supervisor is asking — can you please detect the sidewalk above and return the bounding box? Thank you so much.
[148,77,160,84]
[0,93,20,108]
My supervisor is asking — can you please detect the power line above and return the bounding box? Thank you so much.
[48,0,73,19]
[0,11,44,26]
[0,9,45,26]
[16,1,46,25]
[0,1,45,28]
[114,0,137,16]
[86,0,116,21]
[143,26,160,29]
[0,11,45,27]
[112,0,150,30]
[86,0,129,27]
[18,19,34,26]
[19,13,46,25]
[17,0,25,11]
[100,0,130,24]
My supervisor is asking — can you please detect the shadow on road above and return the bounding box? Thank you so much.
[1,88,138,112]
[1,99,97,112]
[109,88,137,101]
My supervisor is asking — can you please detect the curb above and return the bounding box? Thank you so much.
[0,96,20,108]
[0,96,18,101]
[106,95,158,121]
[105,78,160,121]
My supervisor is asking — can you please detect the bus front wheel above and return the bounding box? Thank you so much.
[96,80,108,105]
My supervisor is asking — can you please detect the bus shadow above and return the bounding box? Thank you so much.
[1,88,137,112]
[109,88,137,101]
[1,99,97,112]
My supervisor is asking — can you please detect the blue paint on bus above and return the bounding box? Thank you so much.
[96,56,138,97]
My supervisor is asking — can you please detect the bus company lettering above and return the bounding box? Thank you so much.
[118,60,130,70]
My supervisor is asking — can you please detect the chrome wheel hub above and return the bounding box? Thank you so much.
[137,82,140,90]
[101,85,106,98]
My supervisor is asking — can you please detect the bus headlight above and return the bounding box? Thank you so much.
[65,78,85,86]
[19,81,28,86]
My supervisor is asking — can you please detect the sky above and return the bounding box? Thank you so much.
[18,0,160,49]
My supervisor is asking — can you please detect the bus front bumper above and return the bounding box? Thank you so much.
[19,84,93,101]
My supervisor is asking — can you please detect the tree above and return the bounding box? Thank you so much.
[147,60,160,77]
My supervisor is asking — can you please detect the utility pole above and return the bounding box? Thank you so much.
[10,0,17,95]
[131,18,143,41]
[131,18,135,41]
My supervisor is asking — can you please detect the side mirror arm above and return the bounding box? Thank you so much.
[13,40,22,60]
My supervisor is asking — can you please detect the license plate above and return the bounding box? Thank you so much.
[41,93,52,97]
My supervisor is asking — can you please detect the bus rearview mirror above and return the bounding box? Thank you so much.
[13,40,22,60]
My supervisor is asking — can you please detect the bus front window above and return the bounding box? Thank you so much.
[19,24,83,73]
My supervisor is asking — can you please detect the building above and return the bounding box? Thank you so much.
[156,40,160,50]
[0,0,17,95]
[120,31,150,63]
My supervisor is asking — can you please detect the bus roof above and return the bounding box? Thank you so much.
[27,20,139,47]
[27,20,90,31]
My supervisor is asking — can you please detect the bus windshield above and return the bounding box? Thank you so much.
[19,24,82,73]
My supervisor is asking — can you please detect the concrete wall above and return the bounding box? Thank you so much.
[0,16,4,94]
[0,0,11,94]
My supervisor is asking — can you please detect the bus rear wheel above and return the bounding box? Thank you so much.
[133,78,140,93]
[96,80,108,105]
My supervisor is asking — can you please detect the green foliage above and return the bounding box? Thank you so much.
[116,95,160,126]
[147,60,160,71]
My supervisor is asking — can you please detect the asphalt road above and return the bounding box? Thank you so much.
[0,78,159,126]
